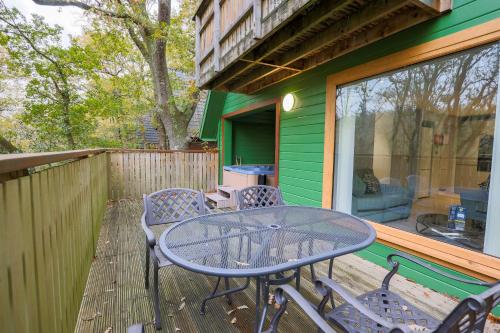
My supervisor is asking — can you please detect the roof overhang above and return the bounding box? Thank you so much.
[195,0,452,94]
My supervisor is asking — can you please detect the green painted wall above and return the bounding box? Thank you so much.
[232,121,275,165]
[213,0,500,312]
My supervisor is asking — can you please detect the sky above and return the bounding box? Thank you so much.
[4,0,87,40]
[4,0,180,43]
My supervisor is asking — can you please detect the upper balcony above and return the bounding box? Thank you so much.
[194,0,451,93]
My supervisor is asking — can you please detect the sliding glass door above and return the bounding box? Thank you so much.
[333,42,500,257]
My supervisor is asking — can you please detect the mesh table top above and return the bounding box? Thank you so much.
[159,206,376,277]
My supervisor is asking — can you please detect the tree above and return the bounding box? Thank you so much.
[0,4,100,149]
[33,0,200,149]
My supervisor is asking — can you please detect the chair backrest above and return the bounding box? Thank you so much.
[436,282,500,333]
[237,185,284,210]
[144,188,206,226]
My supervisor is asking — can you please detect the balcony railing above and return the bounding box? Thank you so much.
[195,0,310,88]
[0,149,218,333]
[194,0,451,94]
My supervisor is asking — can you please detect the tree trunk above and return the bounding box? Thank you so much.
[62,96,76,149]
[154,112,168,149]
[0,135,19,153]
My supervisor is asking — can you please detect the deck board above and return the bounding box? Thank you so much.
[76,200,499,332]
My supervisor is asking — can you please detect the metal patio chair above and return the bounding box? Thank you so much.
[141,188,207,330]
[263,252,500,333]
[236,185,285,210]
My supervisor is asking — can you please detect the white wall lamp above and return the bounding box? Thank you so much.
[282,93,295,112]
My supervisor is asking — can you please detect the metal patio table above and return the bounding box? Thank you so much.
[159,206,376,332]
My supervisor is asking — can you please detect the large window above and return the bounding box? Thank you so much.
[333,42,500,257]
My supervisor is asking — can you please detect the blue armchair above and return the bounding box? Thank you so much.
[351,174,416,223]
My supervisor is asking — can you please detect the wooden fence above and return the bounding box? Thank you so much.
[0,152,108,333]
[108,150,219,200]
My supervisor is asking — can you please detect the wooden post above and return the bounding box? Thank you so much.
[253,0,262,39]
[195,15,201,85]
[213,0,221,72]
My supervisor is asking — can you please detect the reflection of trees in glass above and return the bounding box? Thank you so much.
[337,42,499,182]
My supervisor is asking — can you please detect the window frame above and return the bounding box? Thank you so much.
[322,18,500,281]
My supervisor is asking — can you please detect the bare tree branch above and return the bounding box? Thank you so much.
[32,0,151,29]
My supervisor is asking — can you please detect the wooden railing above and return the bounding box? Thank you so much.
[108,150,219,200]
[0,148,218,332]
[0,151,108,333]
[195,0,311,86]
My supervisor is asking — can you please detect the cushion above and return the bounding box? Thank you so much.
[352,175,367,197]
[355,194,385,211]
[356,168,381,194]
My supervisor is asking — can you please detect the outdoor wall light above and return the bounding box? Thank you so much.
[282,93,295,112]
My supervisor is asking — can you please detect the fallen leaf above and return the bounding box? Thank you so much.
[234,260,250,266]
[227,309,236,315]
[401,305,408,311]
[180,297,186,302]
[178,302,185,311]
[82,312,102,321]
[408,324,428,332]
[237,305,248,310]
[230,317,237,324]
[104,327,112,333]
[175,328,181,332]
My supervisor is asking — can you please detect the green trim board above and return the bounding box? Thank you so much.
[204,0,500,307]
[200,91,227,141]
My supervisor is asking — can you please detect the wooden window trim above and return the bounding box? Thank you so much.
[221,98,281,185]
[322,18,500,281]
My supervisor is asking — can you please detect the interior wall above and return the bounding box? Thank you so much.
[231,121,275,165]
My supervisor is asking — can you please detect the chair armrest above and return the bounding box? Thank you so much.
[141,212,156,247]
[272,284,336,333]
[317,277,410,333]
[385,253,494,288]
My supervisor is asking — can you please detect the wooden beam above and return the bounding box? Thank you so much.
[0,149,106,174]
[238,58,302,72]
[213,0,221,72]
[210,0,357,90]
[231,0,412,91]
[195,15,201,85]
[244,4,431,93]
[253,0,262,39]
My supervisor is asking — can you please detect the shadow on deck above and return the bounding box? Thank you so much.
[76,200,498,332]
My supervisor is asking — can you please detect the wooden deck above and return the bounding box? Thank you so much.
[76,200,499,332]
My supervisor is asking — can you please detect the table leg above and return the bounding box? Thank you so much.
[254,276,261,333]
[257,277,270,333]
[200,277,250,315]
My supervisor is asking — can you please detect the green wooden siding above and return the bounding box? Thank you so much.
[212,0,500,310]
[232,122,275,165]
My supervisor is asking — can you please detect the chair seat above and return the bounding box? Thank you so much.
[326,288,441,333]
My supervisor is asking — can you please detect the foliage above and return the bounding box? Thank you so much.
[0,3,159,151]
[33,0,201,149]
[0,5,99,149]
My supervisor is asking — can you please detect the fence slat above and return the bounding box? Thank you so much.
[0,153,108,333]
[108,151,218,199]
